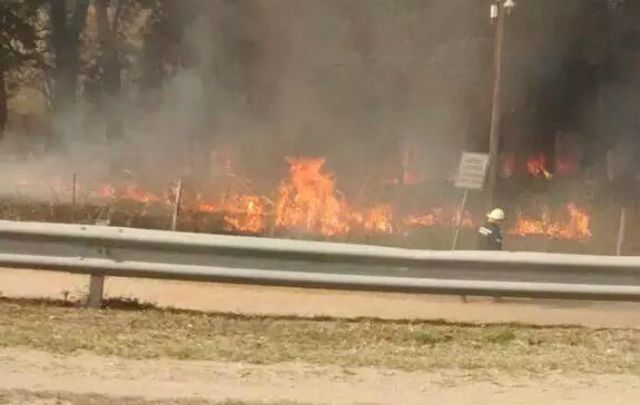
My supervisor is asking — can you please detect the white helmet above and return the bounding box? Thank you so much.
[487,208,505,222]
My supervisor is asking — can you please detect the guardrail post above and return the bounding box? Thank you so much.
[87,274,105,308]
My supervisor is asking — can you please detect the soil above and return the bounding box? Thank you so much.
[3,270,640,404]
[1,299,640,375]
[1,348,639,405]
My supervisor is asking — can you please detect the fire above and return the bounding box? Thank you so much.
[404,208,475,229]
[5,156,595,243]
[223,195,269,234]
[358,205,394,234]
[121,185,162,204]
[527,153,552,179]
[549,203,592,240]
[9,158,479,237]
[404,212,439,227]
[187,157,397,235]
[195,201,219,213]
[273,158,407,235]
[509,203,592,240]
[93,184,116,199]
[275,157,351,236]
[89,183,162,203]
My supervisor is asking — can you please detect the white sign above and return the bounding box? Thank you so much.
[455,152,490,190]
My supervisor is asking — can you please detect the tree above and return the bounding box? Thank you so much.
[95,0,124,141]
[50,0,89,149]
[0,0,40,139]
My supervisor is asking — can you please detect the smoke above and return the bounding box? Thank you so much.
[174,0,494,193]
[5,0,629,203]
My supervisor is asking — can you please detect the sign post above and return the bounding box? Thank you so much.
[452,152,490,250]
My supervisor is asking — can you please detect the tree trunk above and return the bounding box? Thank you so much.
[0,70,6,140]
[95,0,123,142]
[50,0,89,150]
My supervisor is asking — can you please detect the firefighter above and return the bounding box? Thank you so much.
[477,208,505,251]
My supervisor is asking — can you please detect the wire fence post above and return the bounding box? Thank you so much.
[171,178,183,231]
[616,206,627,256]
[71,173,77,223]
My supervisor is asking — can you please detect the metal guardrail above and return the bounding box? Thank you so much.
[0,220,640,307]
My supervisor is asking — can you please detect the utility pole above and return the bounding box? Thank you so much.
[486,0,516,211]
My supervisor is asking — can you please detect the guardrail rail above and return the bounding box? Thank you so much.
[0,220,639,307]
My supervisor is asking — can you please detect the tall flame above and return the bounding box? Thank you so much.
[510,203,592,240]
[275,157,351,235]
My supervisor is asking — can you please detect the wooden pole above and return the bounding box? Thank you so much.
[171,178,183,231]
[485,3,506,212]
[616,206,627,256]
[452,189,469,251]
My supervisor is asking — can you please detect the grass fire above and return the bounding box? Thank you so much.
[0,153,595,250]
[1,0,634,255]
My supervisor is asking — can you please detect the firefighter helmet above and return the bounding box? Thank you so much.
[487,208,505,222]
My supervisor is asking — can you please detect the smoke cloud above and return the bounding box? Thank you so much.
[3,0,633,204]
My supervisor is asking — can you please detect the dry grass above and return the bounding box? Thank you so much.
[0,390,305,405]
[0,298,639,376]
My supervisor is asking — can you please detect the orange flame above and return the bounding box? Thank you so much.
[509,203,592,240]
[275,157,351,235]
[527,153,552,179]
[93,184,116,199]
[223,195,269,234]
[195,201,219,213]
[90,183,162,204]
[122,185,162,204]
[7,156,594,242]
[404,208,475,229]
[358,205,394,234]
[191,158,398,236]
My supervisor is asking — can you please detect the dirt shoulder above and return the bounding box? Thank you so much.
[2,299,640,404]
[1,299,640,376]
[1,348,639,405]
[0,390,294,405]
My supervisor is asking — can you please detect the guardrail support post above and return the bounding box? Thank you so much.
[87,274,105,308]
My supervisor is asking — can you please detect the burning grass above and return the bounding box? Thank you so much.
[0,156,597,247]
[509,202,593,240]
[0,298,638,376]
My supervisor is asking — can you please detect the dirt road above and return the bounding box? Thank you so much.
[1,347,639,405]
[2,269,640,328]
